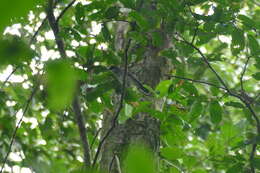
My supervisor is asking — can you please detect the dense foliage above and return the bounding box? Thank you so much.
[0,0,259,172]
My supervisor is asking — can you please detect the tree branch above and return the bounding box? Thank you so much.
[1,1,61,90]
[30,17,48,45]
[30,0,59,45]
[191,26,199,44]
[56,0,76,23]
[175,33,259,172]
[92,38,132,167]
[46,0,66,58]
[90,128,102,150]
[240,55,251,91]
[167,74,227,90]
[72,98,91,166]
[109,155,116,173]
[0,66,19,90]
[46,0,92,167]
[176,34,231,92]
[0,84,39,173]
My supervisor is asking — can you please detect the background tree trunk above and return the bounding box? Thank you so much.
[99,1,173,172]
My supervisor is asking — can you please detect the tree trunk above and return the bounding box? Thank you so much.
[100,1,173,172]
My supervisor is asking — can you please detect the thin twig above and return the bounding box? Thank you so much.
[2,3,58,89]
[240,55,251,91]
[168,74,227,90]
[29,17,48,45]
[0,66,19,89]
[176,34,260,131]
[109,155,116,173]
[176,33,259,172]
[56,0,76,23]
[30,0,59,45]
[255,93,260,101]
[92,38,132,167]
[90,128,102,150]
[191,26,199,44]
[245,102,260,134]
[0,84,39,173]
[176,34,231,92]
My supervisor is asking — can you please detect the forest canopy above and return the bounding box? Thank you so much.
[0,0,259,173]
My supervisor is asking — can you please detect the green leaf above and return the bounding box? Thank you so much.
[51,160,68,172]
[120,0,135,8]
[197,31,216,45]
[70,28,82,40]
[129,11,149,31]
[104,6,119,19]
[86,80,115,102]
[123,145,156,173]
[252,157,260,170]
[226,163,243,173]
[209,101,222,124]
[160,147,183,160]
[224,101,244,108]
[182,82,198,96]
[75,68,88,81]
[45,59,77,111]
[151,31,163,47]
[252,72,260,80]
[237,15,256,29]
[170,167,181,173]
[164,125,187,145]
[0,37,34,66]
[186,0,208,6]
[231,28,245,55]
[76,45,94,60]
[75,3,85,24]
[188,100,203,121]
[102,24,111,41]
[220,123,240,145]
[156,80,172,97]
[0,0,36,32]
[248,34,259,56]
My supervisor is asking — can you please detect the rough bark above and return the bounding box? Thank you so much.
[100,1,173,172]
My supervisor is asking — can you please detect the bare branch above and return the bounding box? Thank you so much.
[56,0,76,23]
[30,18,48,45]
[240,55,251,91]
[46,0,92,167]
[167,74,227,90]
[0,66,19,90]
[72,98,92,166]
[109,155,116,173]
[176,34,231,92]
[46,0,66,58]
[92,38,132,167]
[191,26,199,44]
[90,128,102,150]
[30,0,59,44]
[176,33,259,172]
[0,84,39,173]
